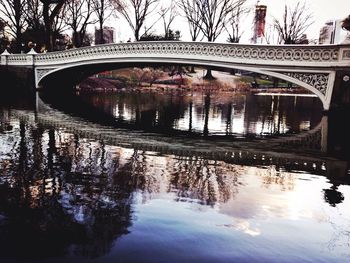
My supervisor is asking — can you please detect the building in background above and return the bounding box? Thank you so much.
[95,26,116,45]
[251,4,267,44]
[319,20,342,44]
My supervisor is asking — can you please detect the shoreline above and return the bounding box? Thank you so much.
[78,81,309,95]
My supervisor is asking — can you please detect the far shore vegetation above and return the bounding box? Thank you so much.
[77,67,308,94]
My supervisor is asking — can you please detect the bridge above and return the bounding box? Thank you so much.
[1,41,350,111]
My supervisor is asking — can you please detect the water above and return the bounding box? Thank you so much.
[0,90,349,263]
[73,91,323,138]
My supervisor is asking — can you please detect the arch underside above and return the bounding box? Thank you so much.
[36,57,335,110]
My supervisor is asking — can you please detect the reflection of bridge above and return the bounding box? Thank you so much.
[1,42,350,110]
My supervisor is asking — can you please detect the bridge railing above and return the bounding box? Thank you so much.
[1,42,350,68]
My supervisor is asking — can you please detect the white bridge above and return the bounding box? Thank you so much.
[1,41,350,110]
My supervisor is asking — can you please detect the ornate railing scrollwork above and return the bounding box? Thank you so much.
[36,68,57,82]
[283,72,329,95]
[343,49,350,60]
[1,42,347,68]
[27,42,342,66]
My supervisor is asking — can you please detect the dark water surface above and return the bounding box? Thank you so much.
[76,91,323,138]
[0,91,349,263]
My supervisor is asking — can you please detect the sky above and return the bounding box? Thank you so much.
[254,0,350,42]
[105,0,350,43]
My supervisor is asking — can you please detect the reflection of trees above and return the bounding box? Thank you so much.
[0,123,134,259]
[323,160,349,207]
[1,118,247,214]
[80,91,323,138]
[258,165,295,191]
[83,92,186,133]
[323,184,344,207]
[2,107,348,260]
[168,156,242,205]
[0,123,84,259]
[243,94,323,137]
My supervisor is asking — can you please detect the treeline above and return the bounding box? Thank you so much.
[3,1,346,54]
[0,0,252,53]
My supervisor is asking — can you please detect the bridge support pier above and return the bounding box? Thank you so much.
[0,65,36,93]
[330,70,350,110]
[326,106,350,159]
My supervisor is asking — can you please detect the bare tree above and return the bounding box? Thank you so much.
[342,15,350,31]
[25,0,43,31]
[93,0,114,44]
[0,0,27,52]
[0,18,5,30]
[224,0,249,43]
[178,0,203,72]
[40,0,66,51]
[158,0,178,39]
[263,24,279,45]
[273,1,313,44]
[195,0,234,42]
[177,0,203,42]
[112,0,160,41]
[65,0,95,47]
[23,0,67,51]
[194,0,236,78]
[342,15,350,44]
[52,3,68,36]
[0,18,8,50]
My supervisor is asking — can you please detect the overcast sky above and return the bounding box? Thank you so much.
[106,0,350,43]
[257,0,349,41]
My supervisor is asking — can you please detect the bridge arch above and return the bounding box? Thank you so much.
[37,57,332,109]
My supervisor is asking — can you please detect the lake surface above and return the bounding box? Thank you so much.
[75,91,323,138]
[0,90,349,263]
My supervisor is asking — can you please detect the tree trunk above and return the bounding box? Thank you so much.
[16,26,23,53]
[43,3,53,51]
[135,28,140,41]
[99,21,104,44]
[42,1,65,51]
[73,31,81,48]
[204,68,215,80]
[203,36,215,80]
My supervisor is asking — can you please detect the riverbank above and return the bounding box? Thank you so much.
[78,68,308,94]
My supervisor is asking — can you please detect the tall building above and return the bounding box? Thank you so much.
[252,4,267,44]
[319,20,342,44]
[95,26,116,45]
